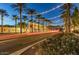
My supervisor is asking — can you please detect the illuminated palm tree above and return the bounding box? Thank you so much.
[12,15,18,33]
[18,22,26,33]
[44,19,52,32]
[27,8,37,32]
[36,14,43,32]
[72,7,79,30]
[11,3,26,33]
[41,17,46,32]
[61,11,68,32]
[23,15,27,32]
[23,15,27,23]
[61,3,72,33]
[0,9,9,33]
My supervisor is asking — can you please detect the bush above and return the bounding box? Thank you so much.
[73,30,79,33]
[39,33,79,55]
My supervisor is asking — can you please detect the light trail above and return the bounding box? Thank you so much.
[35,4,64,15]
[48,14,63,19]
[47,10,66,20]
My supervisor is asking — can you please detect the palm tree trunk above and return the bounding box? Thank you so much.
[67,3,71,33]
[46,22,48,31]
[19,5,22,34]
[64,18,68,32]
[38,20,40,32]
[45,22,47,32]
[31,15,33,32]
[43,21,44,32]
[24,21,26,33]
[67,16,71,33]
[1,14,3,33]
[15,20,17,33]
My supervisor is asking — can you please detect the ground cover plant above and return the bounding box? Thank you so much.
[38,33,79,55]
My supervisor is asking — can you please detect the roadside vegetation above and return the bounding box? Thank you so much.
[35,33,79,55]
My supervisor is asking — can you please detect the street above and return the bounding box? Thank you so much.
[0,32,60,55]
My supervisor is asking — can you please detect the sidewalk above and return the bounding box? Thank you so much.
[0,31,56,40]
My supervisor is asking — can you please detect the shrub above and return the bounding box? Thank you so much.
[73,30,79,33]
[38,33,79,55]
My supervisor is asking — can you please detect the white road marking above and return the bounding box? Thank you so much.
[0,39,16,44]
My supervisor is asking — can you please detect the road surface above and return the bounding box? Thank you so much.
[0,32,60,55]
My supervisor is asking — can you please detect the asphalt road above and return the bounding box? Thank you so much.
[0,32,60,55]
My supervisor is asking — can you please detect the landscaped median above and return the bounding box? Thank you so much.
[29,33,79,55]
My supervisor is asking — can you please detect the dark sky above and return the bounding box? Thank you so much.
[0,3,79,26]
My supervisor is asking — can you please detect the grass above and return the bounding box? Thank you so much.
[16,43,26,46]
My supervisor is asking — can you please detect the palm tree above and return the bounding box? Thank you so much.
[47,25,53,31]
[11,3,26,33]
[0,9,8,33]
[61,12,68,32]
[18,22,26,33]
[42,17,45,32]
[72,7,79,30]
[36,14,43,32]
[27,8,37,32]
[23,15,27,23]
[12,15,18,33]
[23,15,27,32]
[44,19,52,32]
[41,17,47,32]
[61,3,72,33]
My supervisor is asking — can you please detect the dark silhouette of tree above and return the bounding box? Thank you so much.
[12,15,18,33]
[27,8,37,32]
[0,9,9,33]
[61,3,73,33]
[11,3,27,33]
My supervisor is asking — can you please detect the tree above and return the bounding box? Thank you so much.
[41,17,46,32]
[61,3,72,33]
[36,14,43,32]
[44,19,52,32]
[23,15,27,23]
[11,3,27,33]
[40,17,50,32]
[27,8,37,32]
[61,12,68,32]
[12,15,18,33]
[47,25,53,31]
[72,7,79,30]
[18,22,27,33]
[0,9,9,33]
[23,15,27,32]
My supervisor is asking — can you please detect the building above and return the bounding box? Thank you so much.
[0,22,51,33]
[27,22,50,32]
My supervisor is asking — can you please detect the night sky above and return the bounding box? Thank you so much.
[0,3,79,26]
